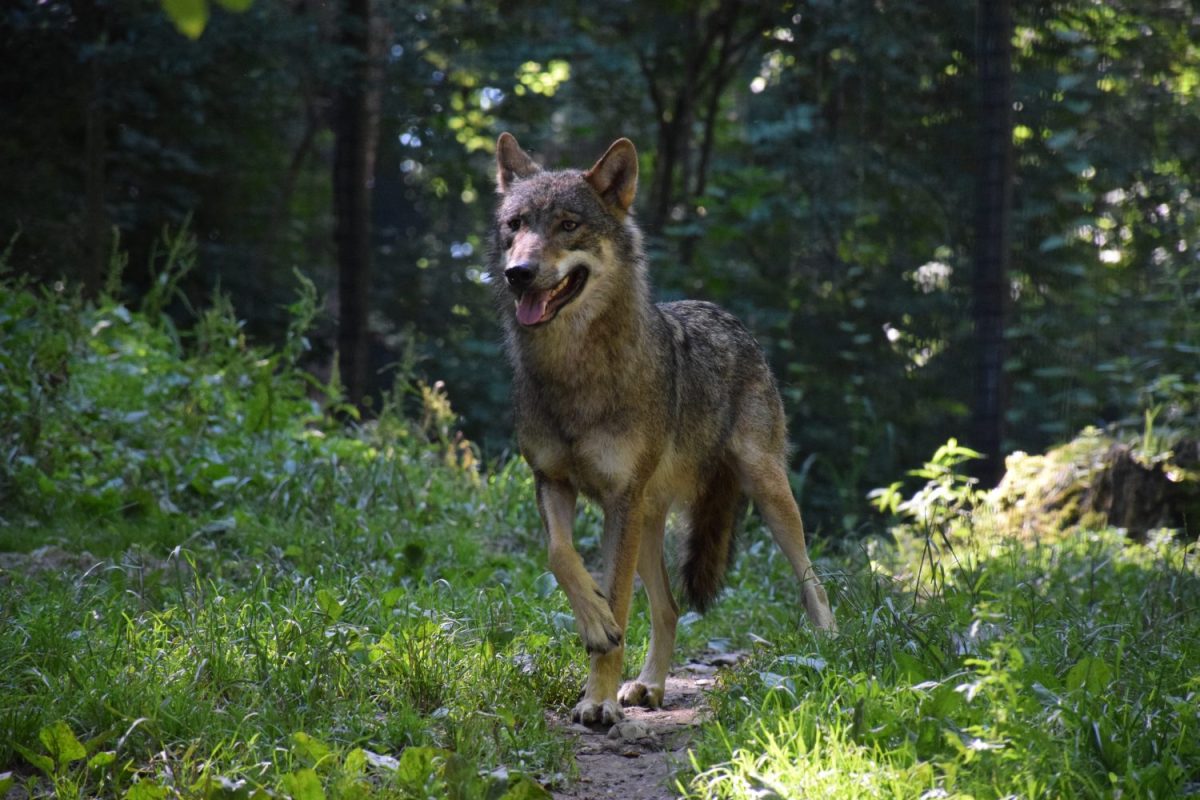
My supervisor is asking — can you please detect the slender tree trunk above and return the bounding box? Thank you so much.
[639,0,770,244]
[333,0,380,409]
[81,0,108,297]
[971,0,1013,484]
[648,101,694,236]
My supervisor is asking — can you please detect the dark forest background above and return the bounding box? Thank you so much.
[3,0,1197,532]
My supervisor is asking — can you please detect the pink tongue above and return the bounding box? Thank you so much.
[516,290,551,326]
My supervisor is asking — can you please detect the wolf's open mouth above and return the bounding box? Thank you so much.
[515,266,588,327]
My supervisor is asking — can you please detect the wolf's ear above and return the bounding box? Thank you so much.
[585,138,638,213]
[496,133,540,192]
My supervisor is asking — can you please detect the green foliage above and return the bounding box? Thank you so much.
[683,526,1200,800]
[869,439,986,536]
[0,228,331,523]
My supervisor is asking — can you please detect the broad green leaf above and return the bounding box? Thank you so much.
[397,746,449,786]
[0,773,12,795]
[290,732,333,769]
[1066,656,1114,695]
[16,743,54,777]
[126,781,170,800]
[39,720,87,765]
[88,750,117,769]
[315,589,343,621]
[280,768,326,800]
[920,683,965,718]
[161,0,210,39]
[343,748,367,776]
[440,752,478,798]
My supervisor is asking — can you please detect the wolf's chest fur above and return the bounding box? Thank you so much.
[511,305,676,501]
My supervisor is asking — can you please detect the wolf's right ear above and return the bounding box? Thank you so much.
[585,138,638,214]
[496,133,540,193]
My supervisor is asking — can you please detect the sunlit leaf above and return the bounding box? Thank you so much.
[290,732,333,769]
[280,768,325,800]
[315,589,343,621]
[38,720,86,765]
[14,744,54,777]
[161,0,209,39]
[125,781,171,800]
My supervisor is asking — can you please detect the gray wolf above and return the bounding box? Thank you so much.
[489,133,836,726]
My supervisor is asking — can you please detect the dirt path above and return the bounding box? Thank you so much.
[550,653,740,800]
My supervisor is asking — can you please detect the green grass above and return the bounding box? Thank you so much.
[680,525,1200,799]
[2,255,1199,799]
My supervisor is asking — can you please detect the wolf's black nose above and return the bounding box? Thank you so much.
[505,263,536,290]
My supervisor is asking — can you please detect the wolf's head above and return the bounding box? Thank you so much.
[489,134,644,331]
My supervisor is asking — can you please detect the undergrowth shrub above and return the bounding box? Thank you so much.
[0,228,478,529]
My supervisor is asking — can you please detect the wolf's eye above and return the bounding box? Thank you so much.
[507,218,522,232]
[560,220,579,232]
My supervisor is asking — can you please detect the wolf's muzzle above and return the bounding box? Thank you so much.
[505,263,537,291]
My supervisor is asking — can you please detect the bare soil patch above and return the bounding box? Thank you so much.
[550,653,741,800]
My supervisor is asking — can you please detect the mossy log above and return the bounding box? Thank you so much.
[992,429,1200,539]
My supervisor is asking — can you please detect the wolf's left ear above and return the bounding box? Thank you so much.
[585,138,638,213]
[496,132,540,193]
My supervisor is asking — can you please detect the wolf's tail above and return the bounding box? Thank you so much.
[679,460,747,612]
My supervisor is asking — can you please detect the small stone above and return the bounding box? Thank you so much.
[606,720,653,742]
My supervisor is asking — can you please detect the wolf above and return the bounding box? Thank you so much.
[489,132,836,726]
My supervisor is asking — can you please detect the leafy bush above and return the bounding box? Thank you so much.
[0,230,482,533]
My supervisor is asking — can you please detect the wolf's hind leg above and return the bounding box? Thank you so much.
[537,477,623,654]
[736,451,836,632]
[620,507,676,708]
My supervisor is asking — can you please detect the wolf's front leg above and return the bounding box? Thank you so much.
[572,489,646,726]
[537,477,623,654]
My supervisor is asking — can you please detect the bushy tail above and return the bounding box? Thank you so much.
[680,460,747,612]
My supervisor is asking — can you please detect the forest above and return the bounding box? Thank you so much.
[1,0,1198,798]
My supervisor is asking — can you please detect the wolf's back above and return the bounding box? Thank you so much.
[657,301,784,611]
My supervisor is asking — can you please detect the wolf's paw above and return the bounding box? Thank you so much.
[803,585,838,634]
[576,598,623,654]
[572,697,624,727]
[618,680,664,708]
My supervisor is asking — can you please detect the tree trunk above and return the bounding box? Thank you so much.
[81,0,108,297]
[638,1,771,244]
[971,0,1013,485]
[333,0,380,409]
